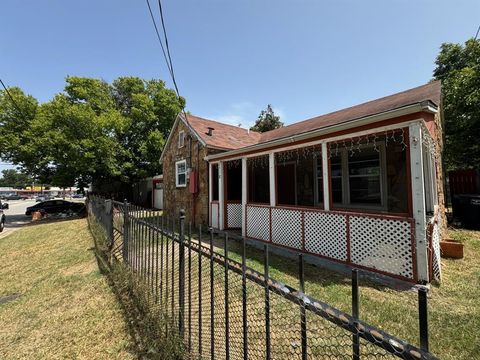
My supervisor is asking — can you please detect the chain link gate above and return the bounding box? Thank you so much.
[88,196,439,360]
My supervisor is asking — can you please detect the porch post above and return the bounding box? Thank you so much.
[241,157,247,237]
[321,142,330,210]
[208,162,212,227]
[269,152,276,206]
[218,161,225,230]
[409,123,429,282]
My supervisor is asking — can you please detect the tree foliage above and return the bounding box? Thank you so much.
[0,76,185,190]
[433,38,480,170]
[0,169,33,188]
[250,104,283,133]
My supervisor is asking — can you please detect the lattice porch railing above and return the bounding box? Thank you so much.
[226,202,242,228]
[245,204,417,281]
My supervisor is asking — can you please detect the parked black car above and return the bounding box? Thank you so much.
[25,200,85,216]
[4,194,22,200]
[0,200,8,232]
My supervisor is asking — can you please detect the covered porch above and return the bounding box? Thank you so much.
[208,120,441,284]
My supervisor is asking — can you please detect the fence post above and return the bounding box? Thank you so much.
[123,199,129,263]
[352,269,360,360]
[179,209,186,338]
[299,254,307,360]
[418,286,429,352]
[105,199,113,250]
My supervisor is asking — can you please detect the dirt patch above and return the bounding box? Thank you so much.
[0,293,22,305]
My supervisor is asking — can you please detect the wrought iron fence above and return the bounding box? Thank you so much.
[87,195,438,360]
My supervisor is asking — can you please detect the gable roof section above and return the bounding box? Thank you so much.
[259,81,441,143]
[160,81,441,162]
[184,114,262,150]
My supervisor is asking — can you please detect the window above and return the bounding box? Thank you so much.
[275,148,322,207]
[178,131,185,148]
[329,136,409,214]
[248,156,270,204]
[330,143,386,210]
[348,147,382,205]
[176,159,187,187]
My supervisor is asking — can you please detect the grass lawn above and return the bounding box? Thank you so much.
[197,227,480,360]
[0,219,136,360]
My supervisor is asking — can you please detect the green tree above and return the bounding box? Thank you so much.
[250,104,283,133]
[433,38,480,170]
[0,169,33,188]
[0,76,184,193]
[0,87,40,175]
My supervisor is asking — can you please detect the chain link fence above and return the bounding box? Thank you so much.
[87,195,438,360]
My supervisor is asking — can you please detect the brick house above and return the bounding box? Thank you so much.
[160,81,445,284]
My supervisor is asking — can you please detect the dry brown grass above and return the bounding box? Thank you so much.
[0,219,135,360]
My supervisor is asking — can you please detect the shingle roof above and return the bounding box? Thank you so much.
[184,114,261,150]
[259,81,441,143]
[186,81,441,150]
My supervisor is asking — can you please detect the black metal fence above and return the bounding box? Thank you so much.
[88,196,438,360]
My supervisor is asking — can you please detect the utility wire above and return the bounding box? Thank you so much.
[0,78,27,120]
[145,0,189,127]
[157,0,180,97]
[475,24,480,40]
[145,0,176,89]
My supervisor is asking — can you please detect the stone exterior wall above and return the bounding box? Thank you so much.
[162,120,213,226]
[433,111,448,236]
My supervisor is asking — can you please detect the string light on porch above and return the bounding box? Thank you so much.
[247,154,269,168]
[234,128,411,167]
[275,144,322,166]
[226,159,241,169]
[327,129,409,159]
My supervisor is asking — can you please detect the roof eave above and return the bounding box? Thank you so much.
[205,102,438,161]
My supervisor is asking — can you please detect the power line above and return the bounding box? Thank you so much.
[145,0,176,89]
[145,0,182,100]
[157,0,180,97]
[0,78,27,120]
[145,0,189,131]
[475,24,480,40]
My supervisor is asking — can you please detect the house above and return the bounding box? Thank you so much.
[160,81,445,284]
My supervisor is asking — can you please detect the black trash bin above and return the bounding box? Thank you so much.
[452,194,480,229]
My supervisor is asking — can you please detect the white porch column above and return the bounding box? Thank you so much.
[208,162,212,227]
[409,123,429,282]
[218,161,225,230]
[241,157,247,237]
[269,152,276,206]
[321,142,330,210]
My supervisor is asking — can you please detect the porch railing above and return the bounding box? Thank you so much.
[226,201,242,229]
[246,204,416,282]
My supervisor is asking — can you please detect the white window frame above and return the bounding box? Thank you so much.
[331,142,388,211]
[178,130,185,148]
[175,159,187,188]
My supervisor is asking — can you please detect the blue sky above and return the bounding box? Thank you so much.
[1,0,479,171]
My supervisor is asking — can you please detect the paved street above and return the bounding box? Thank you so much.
[0,198,86,239]
[0,199,34,238]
